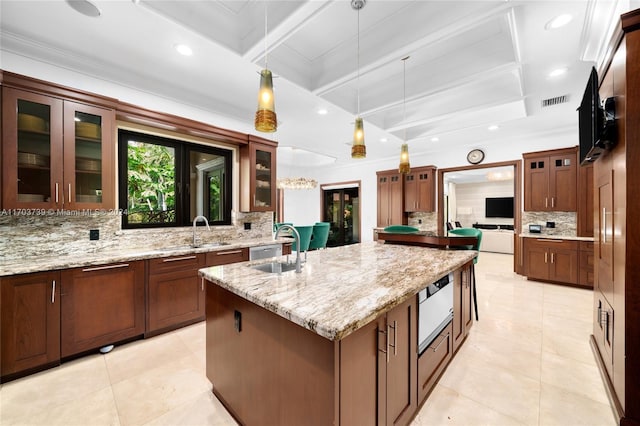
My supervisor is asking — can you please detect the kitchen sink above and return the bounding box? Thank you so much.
[250,262,299,274]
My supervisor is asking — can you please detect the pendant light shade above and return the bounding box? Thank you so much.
[254,2,277,133]
[352,117,366,158]
[255,69,277,132]
[398,56,410,174]
[351,0,366,159]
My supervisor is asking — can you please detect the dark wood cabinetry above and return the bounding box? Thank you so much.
[417,322,453,403]
[2,86,115,210]
[452,262,473,352]
[240,137,276,212]
[60,261,144,357]
[579,241,594,287]
[404,166,436,213]
[147,254,206,335]
[523,147,577,212]
[577,163,594,237]
[523,238,579,285]
[205,247,249,266]
[377,169,405,227]
[1,271,60,381]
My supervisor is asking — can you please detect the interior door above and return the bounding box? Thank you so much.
[322,187,360,247]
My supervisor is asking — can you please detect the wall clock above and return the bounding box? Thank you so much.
[467,149,485,164]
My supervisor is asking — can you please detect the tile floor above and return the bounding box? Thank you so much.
[0,253,616,426]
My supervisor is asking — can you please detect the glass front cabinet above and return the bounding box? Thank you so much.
[240,138,276,212]
[2,87,114,210]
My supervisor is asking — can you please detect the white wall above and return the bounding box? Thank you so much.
[450,180,515,228]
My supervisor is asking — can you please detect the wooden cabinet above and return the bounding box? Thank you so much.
[452,262,473,352]
[377,169,405,227]
[579,241,594,287]
[2,87,115,209]
[523,238,579,285]
[1,271,60,381]
[147,253,206,335]
[577,163,594,237]
[593,291,614,378]
[60,261,144,357]
[205,247,249,266]
[240,137,276,212]
[417,322,453,403]
[404,166,436,213]
[523,147,577,212]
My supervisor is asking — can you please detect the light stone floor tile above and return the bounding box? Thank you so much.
[0,252,617,426]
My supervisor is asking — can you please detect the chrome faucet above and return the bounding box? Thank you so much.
[192,215,210,247]
[274,224,302,273]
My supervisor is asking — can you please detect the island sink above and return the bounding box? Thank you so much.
[250,261,298,274]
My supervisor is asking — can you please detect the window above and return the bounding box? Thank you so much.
[118,129,232,228]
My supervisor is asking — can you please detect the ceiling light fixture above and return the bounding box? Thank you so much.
[66,0,101,17]
[548,67,568,78]
[254,1,277,133]
[174,44,193,56]
[399,56,410,175]
[317,108,328,115]
[431,137,439,142]
[351,0,366,159]
[277,177,318,190]
[488,125,499,131]
[545,14,573,30]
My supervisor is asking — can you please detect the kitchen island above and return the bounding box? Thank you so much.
[200,242,476,425]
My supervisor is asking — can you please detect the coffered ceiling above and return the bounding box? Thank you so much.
[0,0,630,167]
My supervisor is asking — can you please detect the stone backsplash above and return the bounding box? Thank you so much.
[408,212,438,233]
[521,211,577,236]
[0,211,273,262]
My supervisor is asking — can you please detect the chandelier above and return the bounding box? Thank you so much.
[277,177,318,190]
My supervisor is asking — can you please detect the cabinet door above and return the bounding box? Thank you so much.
[147,254,206,333]
[549,152,577,211]
[63,101,115,209]
[579,242,595,287]
[417,322,453,403]
[241,141,275,212]
[593,293,614,377]
[1,271,60,377]
[415,169,435,212]
[378,175,391,227]
[523,240,550,281]
[61,261,145,357]
[549,248,579,284]
[577,163,594,237]
[462,265,473,332]
[452,268,464,351]
[389,173,405,225]
[524,157,549,211]
[205,247,249,266]
[596,171,614,301]
[404,173,417,212]
[2,87,64,209]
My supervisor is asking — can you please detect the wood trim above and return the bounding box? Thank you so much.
[522,146,578,159]
[247,134,277,147]
[622,8,640,32]
[590,335,624,424]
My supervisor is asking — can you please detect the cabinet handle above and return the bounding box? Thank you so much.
[551,197,555,208]
[597,304,602,328]
[430,332,449,352]
[378,328,389,363]
[217,250,243,256]
[545,197,548,208]
[68,183,72,203]
[82,263,129,272]
[201,277,204,292]
[55,183,59,204]
[388,321,397,356]
[544,252,548,263]
[604,311,610,342]
[51,280,56,304]
[162,255,197,263]
[603,208,607,243]
[551,253,555,263]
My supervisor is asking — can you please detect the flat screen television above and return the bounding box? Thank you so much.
[485,197,514,218]
[578,67,616,165]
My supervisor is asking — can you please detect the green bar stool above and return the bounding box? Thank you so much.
[382,225,419,233]
[309,222,330,250]
[449,227,483,321]
[292,225,313,260]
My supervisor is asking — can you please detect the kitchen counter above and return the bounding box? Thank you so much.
[0,237,288,277]
[199,242,476,341]
[520,233,594,241]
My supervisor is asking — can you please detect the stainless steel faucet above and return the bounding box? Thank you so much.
[192,215,210,247]
[274,225,302,273]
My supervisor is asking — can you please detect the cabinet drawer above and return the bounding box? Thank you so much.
[527,238,579,251]
[206,247,249,266]
[580,241,595,251]
[148,253,205,275]
[417,322,453,403]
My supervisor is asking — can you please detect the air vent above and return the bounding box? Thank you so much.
[541,95,569,108]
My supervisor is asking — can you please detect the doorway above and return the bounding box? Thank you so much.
[321,182,360,247]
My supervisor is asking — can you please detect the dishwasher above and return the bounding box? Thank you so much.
[249,244,282,260]
[417,272,454,355]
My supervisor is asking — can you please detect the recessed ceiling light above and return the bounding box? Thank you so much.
[545,14,573,30]
[548,67,568,78]
[317,108,328,115]
[175,44,193,56]
[66,0,101,17]
[380,137,388,143]
[488,125,499,131]
[430,137,439,142]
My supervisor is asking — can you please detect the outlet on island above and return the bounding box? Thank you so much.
[244,222,251,230]
[89,229,99,240]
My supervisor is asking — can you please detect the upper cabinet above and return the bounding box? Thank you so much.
[523,147,577,212]
[404,166,436,213]
[2,87,115,209]
[240,136,276,212]
[377,169,405,227]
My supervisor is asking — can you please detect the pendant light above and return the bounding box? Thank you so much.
[399,56,411,174]
[255,1,277,133]
[351,0,366,158]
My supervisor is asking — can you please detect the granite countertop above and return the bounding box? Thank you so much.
[200,242,477,341]
[0,238,289,277]
[519,233,594,241]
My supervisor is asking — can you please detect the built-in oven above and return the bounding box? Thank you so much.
[418,272,454,355]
